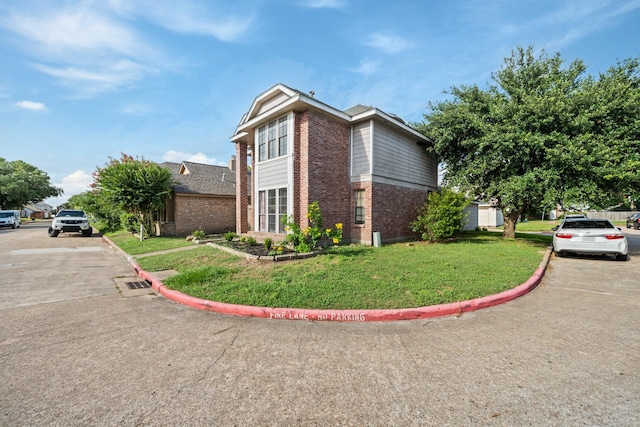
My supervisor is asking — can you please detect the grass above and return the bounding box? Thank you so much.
[105,230,195,255]
[498,219,626,232]
[135,231,551,310]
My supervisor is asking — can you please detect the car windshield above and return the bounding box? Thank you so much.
[0,212,13,218]
[57,210,85,217]
[562,220,615,229]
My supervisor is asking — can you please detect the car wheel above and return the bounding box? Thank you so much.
[11,224,16,229]
[82,229,92,237]
[48,228,59,237]
[555,250,565,258]
[616,254,629,261]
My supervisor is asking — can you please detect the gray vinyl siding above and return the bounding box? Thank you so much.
[256,156,289,189]
[257,93,290,115]
[372,121,437,187]
[351,122,372,176]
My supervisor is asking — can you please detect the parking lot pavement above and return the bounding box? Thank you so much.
[0,223,639,425]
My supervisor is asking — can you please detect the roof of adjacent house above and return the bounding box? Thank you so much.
[161,161,236,196]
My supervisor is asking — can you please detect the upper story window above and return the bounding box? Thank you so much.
[258,115,289,162]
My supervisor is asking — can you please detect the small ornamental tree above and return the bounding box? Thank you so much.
[92,154,173,237]
[411,188,469,242]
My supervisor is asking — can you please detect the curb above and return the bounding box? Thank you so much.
[103,235,551,322]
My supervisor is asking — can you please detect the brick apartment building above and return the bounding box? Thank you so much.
[231,83,439,245]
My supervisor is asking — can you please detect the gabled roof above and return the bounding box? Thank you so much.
[231,83,430,144]
[161,161,235,196]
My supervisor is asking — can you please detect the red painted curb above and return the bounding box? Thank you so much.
[104,235,551,322]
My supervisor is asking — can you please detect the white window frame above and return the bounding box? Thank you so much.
[257,114,289,162]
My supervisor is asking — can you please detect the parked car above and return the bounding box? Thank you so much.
[48,209,92,237]
[553,218,628,261]
[626,213,640,229]
[564,213,586,220]
[0,210,21,229]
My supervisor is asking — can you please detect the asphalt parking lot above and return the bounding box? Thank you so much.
[1,222,639,426]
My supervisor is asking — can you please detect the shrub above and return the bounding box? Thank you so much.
[411,188,469,242]
[246,237,257,246]
[192,229,205,240]
[264,238,273,251]
[224,231,236,241]
[281,201,343,253]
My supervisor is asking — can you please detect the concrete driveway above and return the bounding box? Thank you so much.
[1,222,639,426]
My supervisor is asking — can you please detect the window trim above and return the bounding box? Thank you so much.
[257,114,289,162]
[258,187,288,233]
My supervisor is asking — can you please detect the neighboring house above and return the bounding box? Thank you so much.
[231,83,439,245]
[464,202,504,230]
[156,161,236,236]
[23,202,54,219]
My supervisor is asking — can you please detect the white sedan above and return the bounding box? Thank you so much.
[553,218,629,261]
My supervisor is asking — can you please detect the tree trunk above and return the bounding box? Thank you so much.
[502,210,521,239]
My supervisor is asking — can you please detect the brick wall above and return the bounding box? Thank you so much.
[295,109,352,235]
[350,181,372,244]
[235,142,249,234]
[371,183,428,243]
[174,194,236,236]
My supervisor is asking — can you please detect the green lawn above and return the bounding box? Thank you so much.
[135,232,551,310]
[105,230,195,255]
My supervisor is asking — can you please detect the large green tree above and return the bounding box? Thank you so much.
[417,46,640,238]
[92,154,173,236]
[0,158,62,209]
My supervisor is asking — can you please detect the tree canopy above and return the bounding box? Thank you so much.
[416,46,640,238]
[92,154,173,236]
[0,158,62,210]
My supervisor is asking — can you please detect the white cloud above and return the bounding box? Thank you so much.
[1,4,156,96]
[15,100,47,111]
[105,1,254,42]
[162,150,221,165]
[366,32,414,54]
[58,170,93,195]
[304,0,347,9]
[349,60,379,76]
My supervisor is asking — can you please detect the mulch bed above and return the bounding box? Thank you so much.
[216,240,295,257]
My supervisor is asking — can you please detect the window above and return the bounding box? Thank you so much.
[258,191,266,231]
[354,190,365,224]
[268,121,277,159]
[267,189,276,232]
[258,187,288,233]
[258,126,266,161]
[257,115,288,161]
[278,117,288,156]
[278,187,287,227]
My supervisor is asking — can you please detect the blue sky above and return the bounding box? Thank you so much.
[1,0,639,206]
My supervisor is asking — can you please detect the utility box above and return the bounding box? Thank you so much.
[372,231,381,247]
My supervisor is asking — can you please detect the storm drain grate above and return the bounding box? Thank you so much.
[125,280,152,290]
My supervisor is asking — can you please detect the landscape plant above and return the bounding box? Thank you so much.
[282,201,343,252]
[411,188,469,241]
[192,229,206,240]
